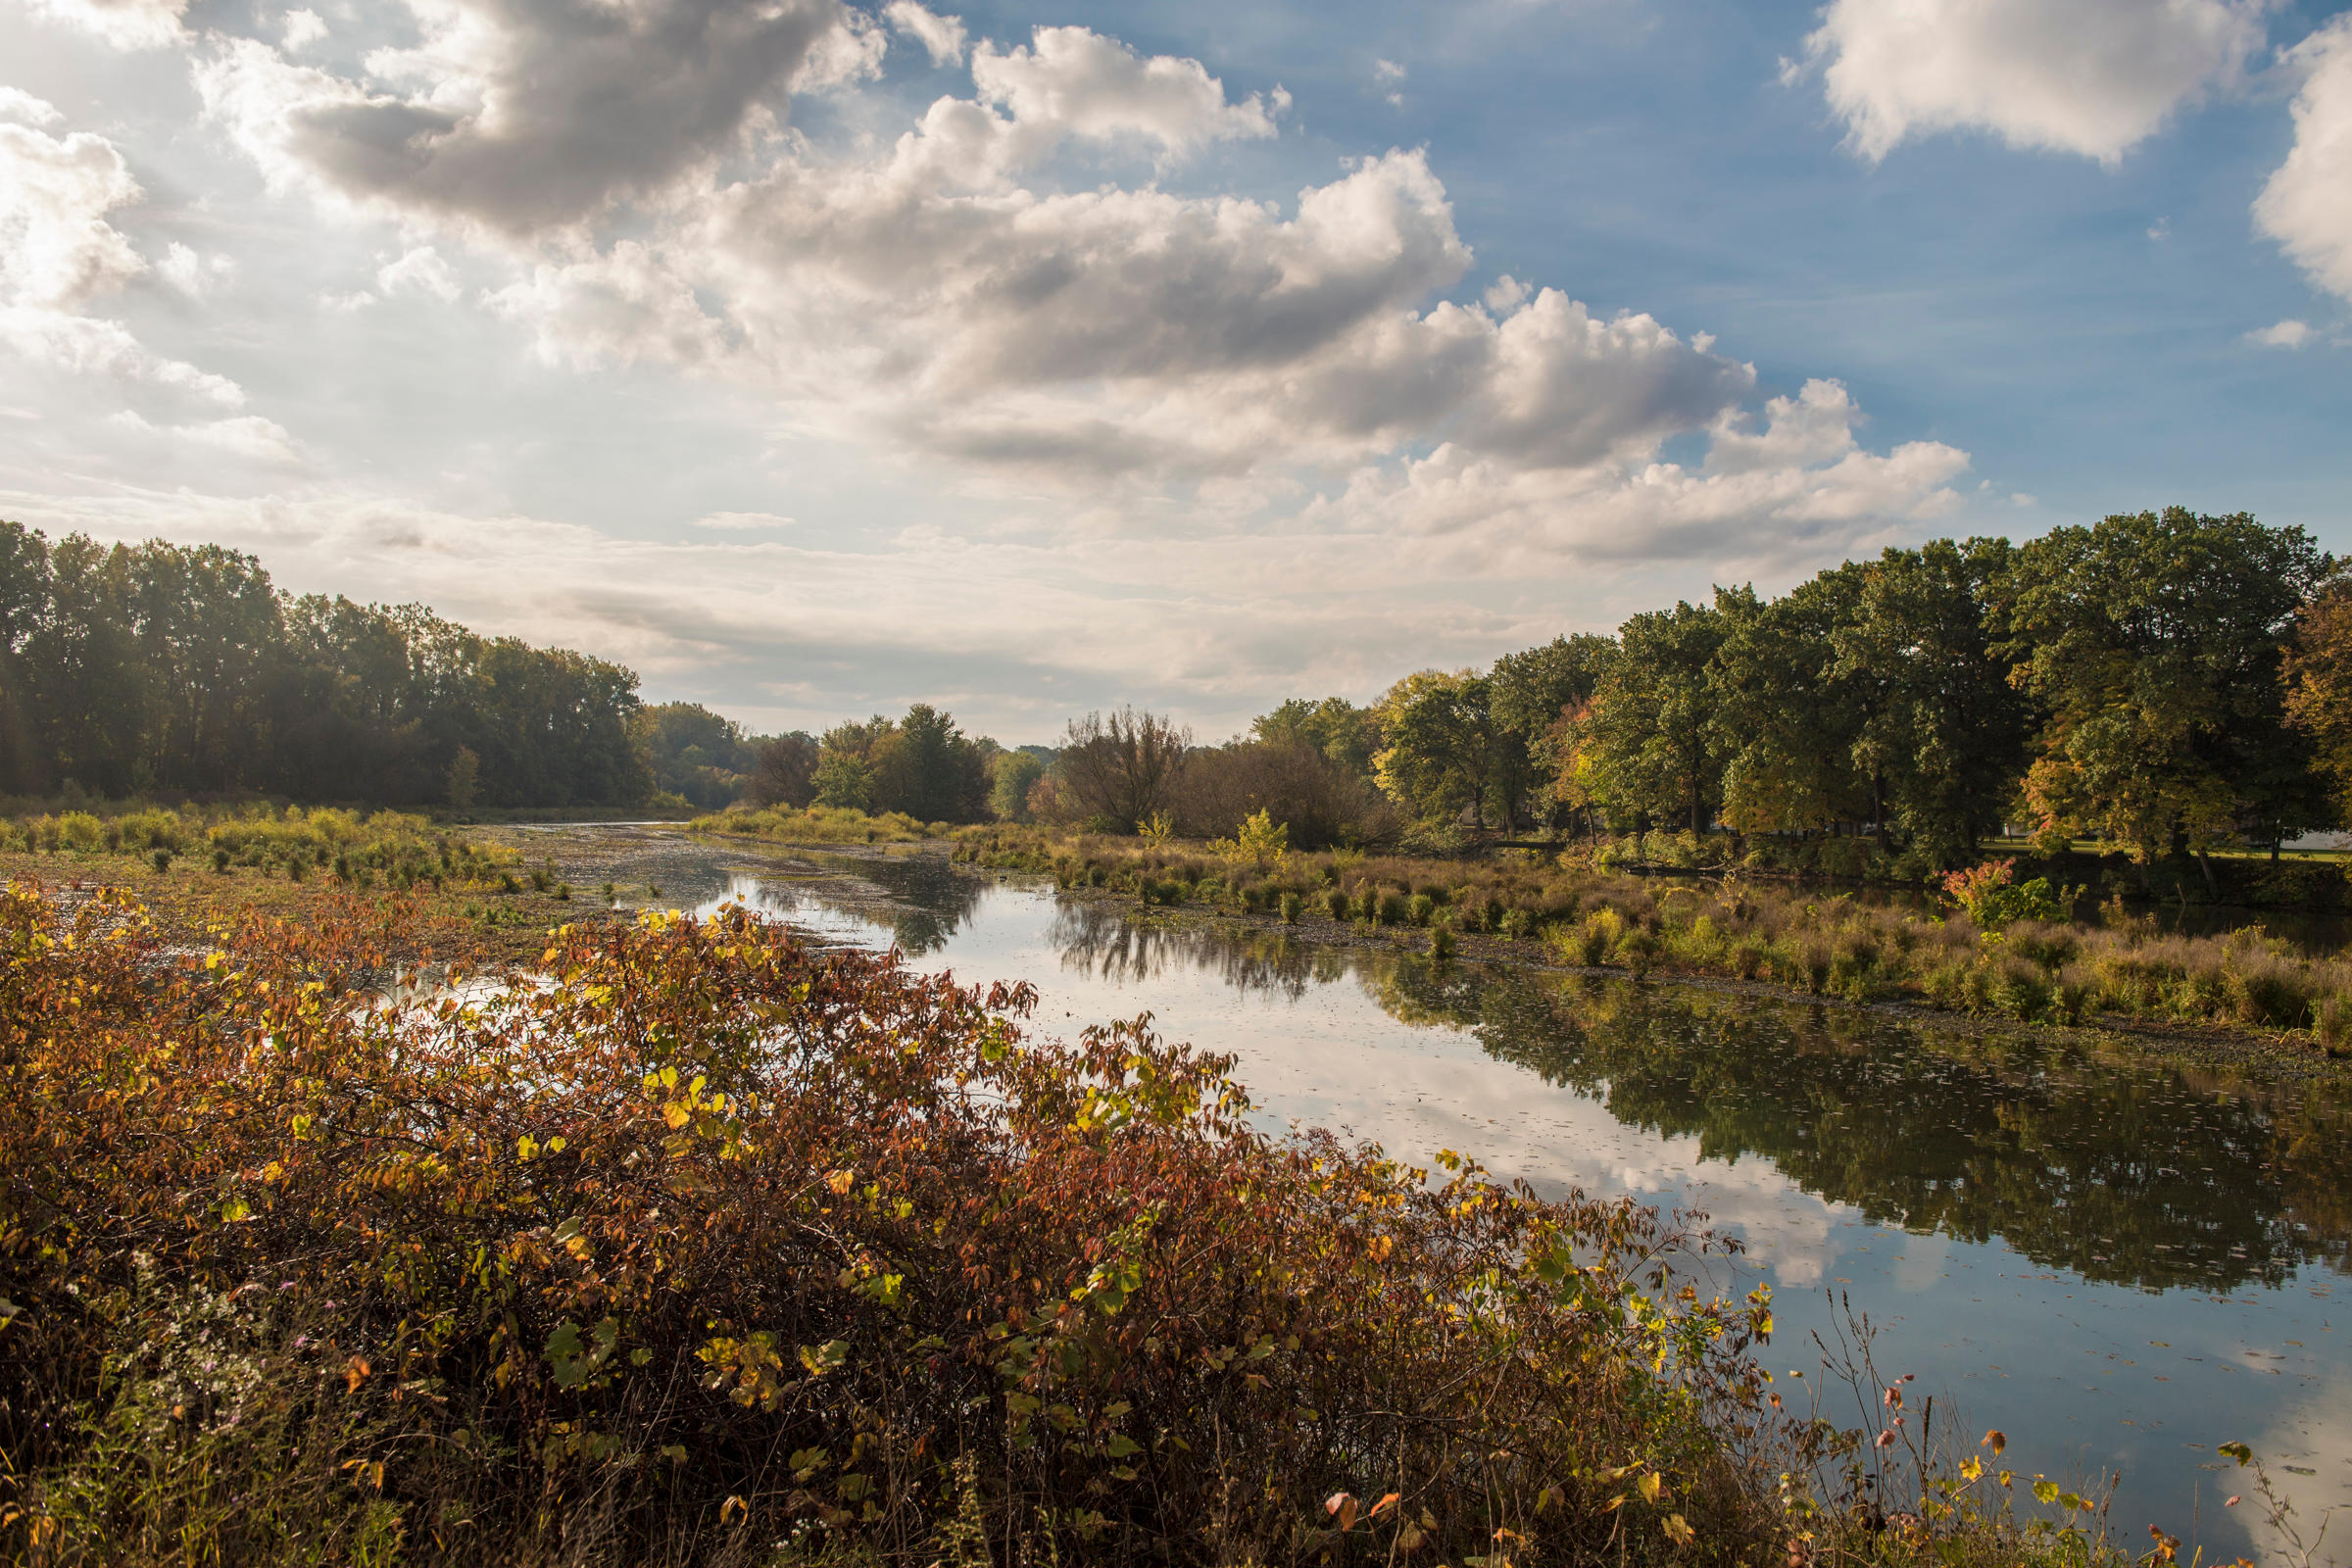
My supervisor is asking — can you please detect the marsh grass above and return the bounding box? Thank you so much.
[959,828,2352,1049]
[690,805,944,845]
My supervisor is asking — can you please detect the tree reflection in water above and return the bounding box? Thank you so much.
[1049,902,1345,999]
[728,852,991,956]
[1058,911,2352,1294]
[1365,956,2352,1294]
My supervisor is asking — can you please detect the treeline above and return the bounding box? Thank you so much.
[1,524,649,808]
[1024,510,2352,874]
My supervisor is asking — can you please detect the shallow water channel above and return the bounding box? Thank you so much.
[602,836,2352,1558]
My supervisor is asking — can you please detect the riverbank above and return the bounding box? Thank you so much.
[1,880,2162,1568]
[956,826,2352,1070]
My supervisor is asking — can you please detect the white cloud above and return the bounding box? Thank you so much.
[194,10,1962,569]
[194,0,883,234]
[2246,318,2313,348]
[488,240,729,368]
[110,409,302,464]
[281,7,326,50]
[1373,59,1406,84]
[883,0,964,68]
[695,511,797,529]
[0,119,147,310]
[6,3,1968,701]
[2255,13,2352,304]
[375,245,462,302]
[0,308,245,406]
[969,26,1285,156]
[158,240,234,297]
[0,88,65,128]
[1805,0,2265,163]
[0,109,255,433]
[21,0,188,51]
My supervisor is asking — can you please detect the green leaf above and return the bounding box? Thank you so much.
[1106,1434,1143,1458]
[2032,1480,2060,1506]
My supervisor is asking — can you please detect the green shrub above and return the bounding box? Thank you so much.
[1279,891,1303,924]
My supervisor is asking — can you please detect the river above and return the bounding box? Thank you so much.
[523,828,2351,1560]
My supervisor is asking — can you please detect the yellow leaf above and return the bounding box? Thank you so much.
[1662,1514,1694,1546]
[1638,1471,1664,1505]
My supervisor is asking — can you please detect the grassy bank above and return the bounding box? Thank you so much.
[0,807,614,962]
[689,804,951,846]
[956,827,2352,1057]
[0,887,2157,1567]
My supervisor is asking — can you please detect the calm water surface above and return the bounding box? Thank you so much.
[666,847,2350,1560]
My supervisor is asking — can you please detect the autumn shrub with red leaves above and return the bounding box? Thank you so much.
[0,883,1785,1566]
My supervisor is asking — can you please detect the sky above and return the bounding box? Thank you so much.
[2,0,2349,744]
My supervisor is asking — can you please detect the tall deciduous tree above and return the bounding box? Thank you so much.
[748,733,819,808]
[1710,577,1869,840]
[1491,634,1615,828]
[1582,598,1731,834]
[1060,707,1191,830]
[1373,670,1503,829]
[1998,508,2328,863]
[1833,538,2032,862]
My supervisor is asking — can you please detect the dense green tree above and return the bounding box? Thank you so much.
[1490,634,1616,828]
[990,750,1045,822]
[1581,599,1731,834]
[1251,696,1380,779]
[633,702,755,808]
[0,523,654,808]
[1709,578,1869,839]
[1372,670,1504,829]
[2282,576,2352,829]
[748,733,818,808]
[1832,539,2033,861]
[1998,508,2329,863]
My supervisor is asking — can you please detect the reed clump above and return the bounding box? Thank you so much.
[691,803,943,845]
[957,827,2352,1051]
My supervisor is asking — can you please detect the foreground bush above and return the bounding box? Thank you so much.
[0,886,1819,1565]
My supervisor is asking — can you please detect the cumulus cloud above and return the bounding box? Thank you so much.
[21,0,187,50]
[140,7,1964,609]
[0,118,147,310]
[0,108,254,425]
[280,7,326,50]
[1805,0,2265,163]
[695,511,796,529]
[2246,318,2314,348]
[194,0,883,234]
[884,0,964,68]
[376,244,462,301]
[2255,13,2352,304]
[158,240,234,297]
[111,409,302,464]
[0,88,65,127]
[0,309,244,405]
[969,26,1285,156]
[228,14,1955,564]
